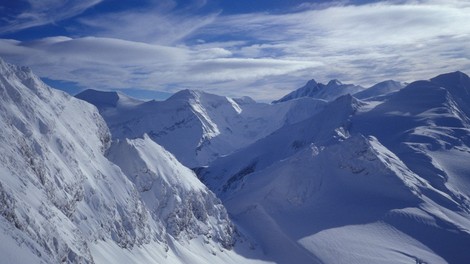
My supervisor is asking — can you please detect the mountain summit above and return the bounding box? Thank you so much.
[272,79,364,103]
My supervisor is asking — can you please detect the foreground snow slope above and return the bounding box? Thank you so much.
[77,89,327,167]
[0,58,267,264]
[106,135,236,248]
[201,72,470,264]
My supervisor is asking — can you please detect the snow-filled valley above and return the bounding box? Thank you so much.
[2,57,470,264]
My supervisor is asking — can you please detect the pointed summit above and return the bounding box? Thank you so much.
[327,79,342,86]
[273,78,363,103]
[166,89,204,101]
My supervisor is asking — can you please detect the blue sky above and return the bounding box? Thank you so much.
[0,0,469,101]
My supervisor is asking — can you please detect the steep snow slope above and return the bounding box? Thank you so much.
[0,58,151,263]
[0,58,267,264]
[201,72,470,264]
[221,135,466,264]
[353,71,470,212]
[273,79,364,103]
[106,135,236,248]
[77,89,327,167]
[201,94,361,194]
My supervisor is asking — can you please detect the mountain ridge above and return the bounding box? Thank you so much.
[0,58,262,264]
[272,78,364,103]
[77,87,328,167]
[3,56,470,264]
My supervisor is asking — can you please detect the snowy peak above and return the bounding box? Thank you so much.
[430,70,470,88]
[272,79,319,103]
[327,79,342,86]
[0,59,153,263]
[201,94,360,194]
[0,57,52,98]
[76,89,120,107]
[81,86,326,167]
[430,71,470,115]
[75,89,143,109]
[166,88,203,101]
[0,59,251,264]
[354,80,405,99]
[273,78,363,103]
[167,89,243,115]
[233,96,256,105]
[0,57,31,76]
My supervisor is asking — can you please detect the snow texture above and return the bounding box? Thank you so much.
[201,72,470,264]
[3,55,470,264]
[77,88,327,167]
[0,58,258,264]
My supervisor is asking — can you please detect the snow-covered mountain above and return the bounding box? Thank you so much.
[3,55,470,264]
[354,80,406,99]
[75,89,143,109]
[272,79,364,103]
[200,72,470,264]
[106,135,236,248]
[0,58,264,264]
[77,89,327,167]
[201,94,362,194]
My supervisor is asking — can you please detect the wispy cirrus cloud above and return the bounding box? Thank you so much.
[191,0,470,90]
[0,0,102,34]
[77,6,219,45]
[0,0,469,101]
[0,36,321,99]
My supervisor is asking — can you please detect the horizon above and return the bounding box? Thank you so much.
[0,0,469,101]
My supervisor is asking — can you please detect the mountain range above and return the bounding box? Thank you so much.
[1,57,470,264]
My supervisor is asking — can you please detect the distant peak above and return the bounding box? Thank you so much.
[327,79,342,86]
[233,96,256,105]
[76,89,119,97]
[430,71,470,89]
[305,79,318,87]
[167,89,204,101]
[75,89,120,108]
[0,57,33,76]
[432,71,469,81]
[378,80,399,85]
[0,57,7,67]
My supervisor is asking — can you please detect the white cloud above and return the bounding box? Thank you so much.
[1,0,469,101]
[0,36,322,100]
[77,1,219,45]
[0,0,102,34]
[193,0,470,87]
